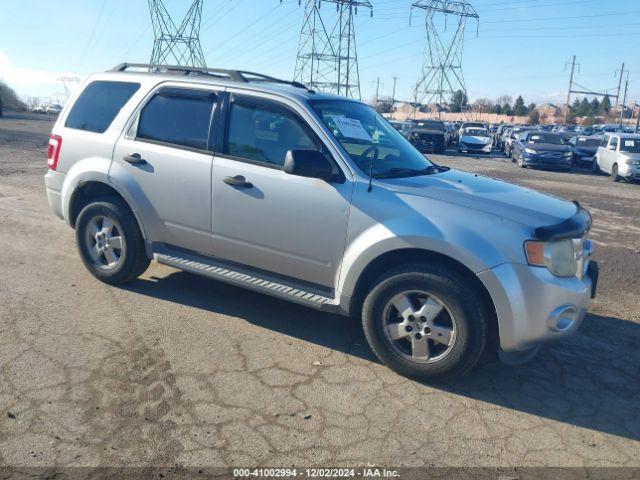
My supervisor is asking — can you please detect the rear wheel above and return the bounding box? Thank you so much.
[76,197,150,285]
[362,263,489,380]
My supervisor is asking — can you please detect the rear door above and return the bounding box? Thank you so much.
[110,85,220,254]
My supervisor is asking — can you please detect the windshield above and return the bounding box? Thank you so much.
[415,121,445,131]
[620,138,640,153]
[576,137,601,147]
[527,133,564,145]
[463,128,488,137]
[310,100,437,178]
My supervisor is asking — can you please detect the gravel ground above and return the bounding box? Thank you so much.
[0,112,639,471]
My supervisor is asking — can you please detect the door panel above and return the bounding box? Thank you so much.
[211,156,351,287]
[110,86,219,255]
[112,139,214,254]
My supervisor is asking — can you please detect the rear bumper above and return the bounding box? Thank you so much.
[478,261,596,352]
[44,170,66,220]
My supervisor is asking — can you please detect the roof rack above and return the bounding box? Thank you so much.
[109,63,312,92]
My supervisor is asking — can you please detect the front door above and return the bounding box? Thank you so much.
[211,93,352,287]
[111,85,219,254]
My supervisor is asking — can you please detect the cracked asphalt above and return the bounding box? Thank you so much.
[0,112,639,469]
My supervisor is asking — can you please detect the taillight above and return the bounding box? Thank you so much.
[47,134,62,170]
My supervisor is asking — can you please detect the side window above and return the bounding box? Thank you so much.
[66,81,140,133]
[609,136,618,150]
[137,88,215,150]
[225,96,318,167]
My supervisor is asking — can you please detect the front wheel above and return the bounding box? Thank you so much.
[362,264,490,380]
[76,197,151,285]
[592,158,601,175]
[612,164,621,182]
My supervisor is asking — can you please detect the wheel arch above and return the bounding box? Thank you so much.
[346,248,499,348]
[67,179,148,245]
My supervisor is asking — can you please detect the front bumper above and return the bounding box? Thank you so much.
[44,169,66,220]
[522,155,572,169]
[478,261,597,352]
[459,142,492,153]
[619,163,640,179]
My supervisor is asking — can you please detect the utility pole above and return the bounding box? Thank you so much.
[391,76,399,104]
[564,55,577,124]
[619,72,629,127]
[375,77,380,104]
[615,63,625,106]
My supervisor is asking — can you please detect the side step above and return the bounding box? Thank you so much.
[153,246,340,312]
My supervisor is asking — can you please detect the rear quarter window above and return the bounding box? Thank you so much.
[65,81,140,133]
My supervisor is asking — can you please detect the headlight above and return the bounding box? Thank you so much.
[563,151,573,157]
[524,239,583,277]
[524,148,537,154]
[625,159,640,165]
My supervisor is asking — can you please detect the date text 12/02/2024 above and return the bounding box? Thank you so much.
[233,468,400,477]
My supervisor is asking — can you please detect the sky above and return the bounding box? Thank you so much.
[1,0,640,107]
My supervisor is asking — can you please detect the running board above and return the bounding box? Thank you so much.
[153,246,339,312]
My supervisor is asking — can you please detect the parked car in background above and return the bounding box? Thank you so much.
[594,134,640,181]
[511,131,573,170]
[33,105,48,114]
[494,124,511,148]
[458,127,492,154]
[389,120,413,138]
[568,135,602,167]
[409,120,448,153]
[503,126,532,157]
[46,104,63,115]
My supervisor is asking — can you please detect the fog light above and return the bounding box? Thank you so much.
[548,305,577,332]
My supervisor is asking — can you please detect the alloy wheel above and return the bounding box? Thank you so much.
[84,215,125,270]
[382,290,457,364]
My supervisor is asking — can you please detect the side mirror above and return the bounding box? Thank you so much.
[608,144,616,151]
[284,149,335,181]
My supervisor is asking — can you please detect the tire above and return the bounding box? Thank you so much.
[75,197,150,285]
[362,263,490,381]
[612,164,621,182]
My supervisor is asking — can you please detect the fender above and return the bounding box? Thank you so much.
[61,156,153,242]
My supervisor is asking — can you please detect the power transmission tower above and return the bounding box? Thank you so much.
[293,0,373,99]
[148,0,207,67]
[411,1,479,117]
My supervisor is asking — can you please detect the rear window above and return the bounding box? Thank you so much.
[65,81,140,133]
[137,88,215,150]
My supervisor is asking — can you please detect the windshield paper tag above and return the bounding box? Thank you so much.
[625,140,635,147]
[330,116,372,141]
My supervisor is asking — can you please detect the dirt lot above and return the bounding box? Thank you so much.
[1,112,639,470]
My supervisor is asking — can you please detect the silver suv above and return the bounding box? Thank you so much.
[594,133,640,182]
[44,64,598,380]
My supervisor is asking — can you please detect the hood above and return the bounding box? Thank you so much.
[383,169,577,228]
[521,143,571,153]
[460,134,491,144]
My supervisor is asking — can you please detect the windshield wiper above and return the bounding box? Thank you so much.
[374,165,440,179]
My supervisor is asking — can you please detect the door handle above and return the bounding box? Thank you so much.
[223,175,253,189]
[123,153,147,165]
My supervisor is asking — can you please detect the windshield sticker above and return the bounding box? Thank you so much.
[625,140,635,147]
[330,115,372,141]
